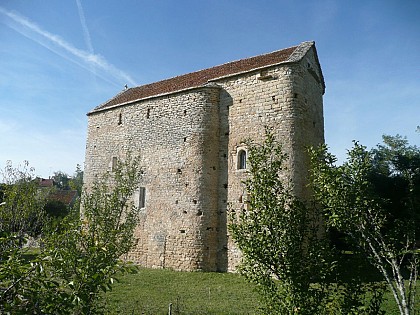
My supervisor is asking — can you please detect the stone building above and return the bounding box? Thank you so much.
[84,41,325,272]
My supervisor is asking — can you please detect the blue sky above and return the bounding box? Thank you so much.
[0,0,419,178]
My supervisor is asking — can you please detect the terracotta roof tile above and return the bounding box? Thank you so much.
[39,178,54,187]
[49,190,78,206]
[90,43,310,113]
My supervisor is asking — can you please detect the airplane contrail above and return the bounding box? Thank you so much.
[0,6,137,88]
[75,0,97,83]
[75,0,94,54]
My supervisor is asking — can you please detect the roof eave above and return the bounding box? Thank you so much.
[309,42,326,94]
[87,83,223,116]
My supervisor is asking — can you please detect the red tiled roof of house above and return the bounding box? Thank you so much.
[90,42,318,114]
[49,190,78,206]
[39,178,54,187]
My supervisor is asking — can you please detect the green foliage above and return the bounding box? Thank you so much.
[69,164,84,196]
[52,171,71,190]
[44,199,70,219]
[0,156,142,314]
[229,132,306,313]
[51,164,83,194]
[0,161,48,239]
[229,130,386,314]
[309,136,419,315]
[370,135,420,238]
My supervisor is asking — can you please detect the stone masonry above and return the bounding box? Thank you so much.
[84,41,325,272]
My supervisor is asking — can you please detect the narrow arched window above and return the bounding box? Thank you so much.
[139,187,146,209]
[238,150,247,170]
[111,157,118,171]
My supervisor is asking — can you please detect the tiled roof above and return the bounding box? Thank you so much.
[90,41,315,113]
[49,190,78,206]
[39,178,54,187]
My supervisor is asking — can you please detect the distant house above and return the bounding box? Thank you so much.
[48,190,78,208]
[38,178,54,188]
[38,178,78,208]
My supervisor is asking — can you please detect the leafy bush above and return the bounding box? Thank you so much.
[229,130,385,314]
[310,136,419,315]
[0,156,142,314]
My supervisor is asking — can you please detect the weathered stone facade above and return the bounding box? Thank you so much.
[84,41,325,272]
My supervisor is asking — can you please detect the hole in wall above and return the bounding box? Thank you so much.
[192,199,197,204]
[223,184,228,189]
[183,210,187,214]
[196,211,203,216]
[184,137,187,142]
[180,229,186,233]
[146,108,150,118]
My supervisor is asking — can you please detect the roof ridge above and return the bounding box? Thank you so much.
[167,44,300,80]
[89,42,313,114]
[131,44,301,89]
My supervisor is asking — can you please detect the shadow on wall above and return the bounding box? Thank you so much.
[216,91,231,272]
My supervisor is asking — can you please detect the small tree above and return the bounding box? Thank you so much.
[309,137,419,315]
[0,156,142,314]
[0,160,48,240]
[69,164,84,196]
[229,131,330,314]
[229,131,386,314]
[52,171,71,190]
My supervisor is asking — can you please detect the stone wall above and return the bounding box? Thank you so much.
[84,45,324,272]
[85,86,222,271]
[212,48,324,271]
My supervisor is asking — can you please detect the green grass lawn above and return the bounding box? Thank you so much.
[104,268,260,314]
[21,248,417,314]
[104,266,419,315]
